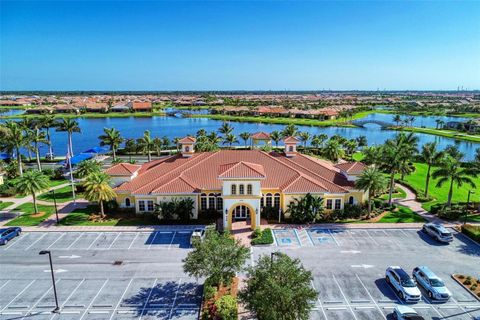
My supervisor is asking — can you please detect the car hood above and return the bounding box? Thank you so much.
[434,287,451,295]
[404,286,421,296]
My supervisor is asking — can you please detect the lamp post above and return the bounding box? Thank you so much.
[50,189,59,224]
[465,190,475,225]
[39,250,60,313]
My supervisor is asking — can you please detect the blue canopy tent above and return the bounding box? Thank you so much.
[82,146,110,154]
[58,153,94,167]
[0,153,11,161]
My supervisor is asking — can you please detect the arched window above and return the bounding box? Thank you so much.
[349,196,355,205]
[185,146,190,152]
[216,197,223,211]
[260,195,264,208]
[125,198,131,207]
[200,193,207,210]
[208,193,215,209]
[239,184,245,195]
[266,193,273,207]
[289,146,294,152]
[247,184,253,195]
[274,193,280,208]
[231,184,237,195]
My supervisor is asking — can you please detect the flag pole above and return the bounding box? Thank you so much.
[66,147,76,205]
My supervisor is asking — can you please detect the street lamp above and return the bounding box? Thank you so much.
[39,250,60,313]
[50,189,59,224]
[465,190,475,225]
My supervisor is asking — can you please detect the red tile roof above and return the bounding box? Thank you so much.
[251,132,271,140]
[335,162,367,174]
[283,136,299,143]
[105,163,142,176]
[179,136,196,143]
[114,150,360,195]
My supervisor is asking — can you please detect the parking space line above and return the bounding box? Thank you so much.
[364,230,379,246]
[66,233,84,250]
[4,233,31,250]
[48,279,85,320]
[108,278,133,320]
[355,274,386,320]
[79,279,109,320]
[332,275,359,320]
[46,233,66,249]
[383,230,403,247]
[139,278,158,320]
[347,231,360,246]
[87,233,102,250]
[168,232,177,250]
[148,232,160,250]
[127,232,140,250]
[449,297,475,318]
[293,229,302,247]
[24,233,47,251]
[328,229,340,246]
[107,233,122,250]
[0,280,11,291]
[0,280,36,312]
[310,280,328,320]
[168,279,183,320]
[21,279,62,320]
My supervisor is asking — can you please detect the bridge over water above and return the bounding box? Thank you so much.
[351,119,394,128]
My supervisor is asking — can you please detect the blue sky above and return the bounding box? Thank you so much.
[1,1,479,91]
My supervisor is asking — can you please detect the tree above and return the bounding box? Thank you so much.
[31,128,49,171]
[223,133,238,148]
[287,193,324,223]
[172,137,181,152]
[99,127,123,161]
[270,130,281,147]
[218,122,234,136]
[183,230,249,286]
[15,170,49,214]
[39,114,57,158]
[83,172,116,219]
[393,114,402,126]
[419,142,445,198]
[281,124,298,138]
[207,131,222,145]
[56,118,81,157]
[239,132,251,148]
[432,155,477,207]
[298,131,311,148]
[362,145,382,166]
[322,139,344,163]
[355,167,387,217]
[239,253,318,320]
[75,159,102,178]
[4,121,25,176]
[138,130,155,161]
[444,145,464,161]
[344,139,358,158]
[355,135,368,148]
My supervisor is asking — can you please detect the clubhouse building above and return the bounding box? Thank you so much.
[106,136,368,230]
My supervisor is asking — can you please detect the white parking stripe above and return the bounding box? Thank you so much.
[47,233,66,249]
[127,232,140,250]
[107,233,122,250]
[108,278,133,320]
[347,231,360,246]
[364,230,379,246]
[328,230,340,246]
[21,279,62,320]
[168,232,177,250]
[87,233,102,250]
[355,274,386,320]
[169,279,183,319]
[24,233,47,250]
[4,233,31,250]
[66,233,84,250]
[0,280,36,312]
[310,280,328,320]
[0,280,11,291]
[79,279,109,320]
[332,274,359,320]
[48,279,85,320]
[139,278,158,320]
[148,232,160,250]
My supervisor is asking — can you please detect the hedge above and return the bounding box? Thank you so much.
[251,228,274,245]
[461,224,480,243]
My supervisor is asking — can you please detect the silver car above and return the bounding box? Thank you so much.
[412,266,451,301]
[393,306,425,320]
[422,223,453,243]
[386,266,421,302]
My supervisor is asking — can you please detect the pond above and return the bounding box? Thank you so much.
[0,109,25,117]
[360,112,472,128]
[22,114,478,161]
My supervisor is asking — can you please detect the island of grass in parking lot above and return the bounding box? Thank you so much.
[5,203,55,226]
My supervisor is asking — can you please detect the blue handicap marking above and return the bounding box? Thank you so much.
[281,238,292,244]
[316,237,330,243]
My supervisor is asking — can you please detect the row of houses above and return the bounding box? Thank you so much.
[24,101,153,115]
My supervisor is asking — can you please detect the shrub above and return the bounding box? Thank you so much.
[416,196,434,203]
[203,285,217,301]
[251,228,274,245]
[463,279,472,285]
[342,204,365,219]
[458,275,465,279]
[214,295,237,320]
[471,284,477,290]
[461,224,480,242]
[52,167,65,180]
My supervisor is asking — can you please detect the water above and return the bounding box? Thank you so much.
[362,112,472,128]
[16,114,477,161]
[0,109,25,116]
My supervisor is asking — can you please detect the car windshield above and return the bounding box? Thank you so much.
[441,232,451,237]
[430,278,445,287]
[405,316,424,320]
[401,278,416,287]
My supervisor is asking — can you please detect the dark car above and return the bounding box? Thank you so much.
[0,227,22,245]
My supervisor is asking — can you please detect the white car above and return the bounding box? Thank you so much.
[386,266,421,302]
[422,223,453,243]
[393,306,425,320]
[412,266,451,301]
[190,228,206,245]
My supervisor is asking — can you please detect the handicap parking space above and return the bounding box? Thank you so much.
[307,229,337,246]
[272,229,301,246]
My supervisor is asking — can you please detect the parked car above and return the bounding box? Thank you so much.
[412,266,451,301]
[190,228,205,245]
[422,223,453,243]
[386,266,421,302]
[393,305,425,320]
[0,227,22,245]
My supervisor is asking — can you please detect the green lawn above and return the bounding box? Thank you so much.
[5,203,55,226]
[379,188,407,200]
[393,127,480,143]
[38,185,81,203]
[397,162,480,211]
[377,206,425,223]
[466,214,480,223]
[0,201,14,210]
[13,179,68,198]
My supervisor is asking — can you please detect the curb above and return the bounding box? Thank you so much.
[451,274,480,302]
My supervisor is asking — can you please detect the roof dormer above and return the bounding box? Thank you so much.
[179,136,196,157]
[283,136,299,157]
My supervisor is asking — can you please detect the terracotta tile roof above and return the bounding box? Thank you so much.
[105,163,141,176]
[283,136,299,143]
[251,132,271,140]
[335,162,367,174]
[114,150,359,195]
[218,162,266,179]
[179,136,196,143]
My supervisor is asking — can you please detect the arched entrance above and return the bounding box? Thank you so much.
[227,203,257,231]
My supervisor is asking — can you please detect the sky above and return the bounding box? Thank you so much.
[1,1,479,91]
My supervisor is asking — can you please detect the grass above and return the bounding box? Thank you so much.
[376,206,425,223]
[392,127,480,143]
[379,188,407,200]
[38,185,81,203]
[397,162,480,211]
[466,214,480,223]
[5,203,55,226]
[13,179,68,198]
[0,201,14,210]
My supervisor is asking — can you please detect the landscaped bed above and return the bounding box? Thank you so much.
[461,224,480,242]
[0,201,14,210]
[376,206,425,223]
[453,274,480,300]
[251,228,274,245]
[5,203,54,226]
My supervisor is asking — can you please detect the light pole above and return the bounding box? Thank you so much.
[465,190,475,225]
[39,250,60,313]
[50,189,59,224]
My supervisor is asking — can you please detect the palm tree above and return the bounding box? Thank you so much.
[355,167,387,217]
[4,121,25,176]
[311,135,321,150]
[270,131,281,147]
[83,172,116,219]
[99,127,123,161]
[435,119,442,130]
[15,170,49,214]
[56,118,81,157]
[281,124,298,138]
[444,145,464,161]
[322,139,344,163]
[218,122,233,136]
[393,114,402,126]
[138,130,155,161]
[408,116,415,127]
[19,118,35,161]
[475,148,480,164]
[162,136,170,150]
[196,129,207,138]
[223,133,238,148]
[298,131,311,148]
[437,119,445,129]
[355,136,367,149]
[419,142,445,198]
[207,131,222,145]
[432,156,477,206]
[173,137,181,152]
[344,139,358,158]
[75,159,102,178]
[39,114,57,158]
[239,132,251,148]
[31,129,49,171]
[153,137,163,156]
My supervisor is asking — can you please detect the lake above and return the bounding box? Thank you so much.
[23,114,478,161]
